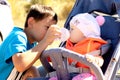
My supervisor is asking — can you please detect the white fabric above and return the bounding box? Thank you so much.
[70,13,101,39]
[7,67,23,80]
[0,5,14,40]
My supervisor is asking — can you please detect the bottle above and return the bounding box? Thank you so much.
[60,28,70,42]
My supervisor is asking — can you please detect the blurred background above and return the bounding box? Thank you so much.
[8,0,75,28]
[7,0,75,66]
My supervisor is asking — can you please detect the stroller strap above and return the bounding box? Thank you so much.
[46,66,90,78]
[68,65,90,74]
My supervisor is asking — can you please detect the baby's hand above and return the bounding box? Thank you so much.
[85,54,95,63]
[85,54,103,67]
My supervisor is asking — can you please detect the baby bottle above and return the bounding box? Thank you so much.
[59,28,70,42]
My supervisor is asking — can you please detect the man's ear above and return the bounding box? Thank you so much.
[28,17,35,27]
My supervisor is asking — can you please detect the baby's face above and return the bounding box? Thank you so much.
[69,25,85,43]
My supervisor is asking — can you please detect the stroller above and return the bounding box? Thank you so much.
[28,0,120,80]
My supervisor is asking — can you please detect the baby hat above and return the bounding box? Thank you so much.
[70,13,105,39]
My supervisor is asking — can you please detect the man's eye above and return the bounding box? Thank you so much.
[70,28,73,31]
[46,26,49,29]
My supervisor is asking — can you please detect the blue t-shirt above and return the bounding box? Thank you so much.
[0,27,36,79]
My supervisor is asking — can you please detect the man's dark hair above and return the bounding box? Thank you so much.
[24,4,58,28]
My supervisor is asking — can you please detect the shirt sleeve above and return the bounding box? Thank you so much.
[4,32,27,64]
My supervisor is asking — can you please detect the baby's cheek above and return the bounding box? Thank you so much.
[69,37,78,43]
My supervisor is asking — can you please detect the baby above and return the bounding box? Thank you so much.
[65,13,107,80]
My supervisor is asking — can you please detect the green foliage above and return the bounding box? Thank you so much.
[30,0,43,4]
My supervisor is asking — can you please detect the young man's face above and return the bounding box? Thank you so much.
[28,16,57,42]
[69,24,85,43]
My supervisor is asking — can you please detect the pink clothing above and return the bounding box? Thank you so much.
[49,73,97,80]
[72,73,97,80]
[49,77,57,80]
